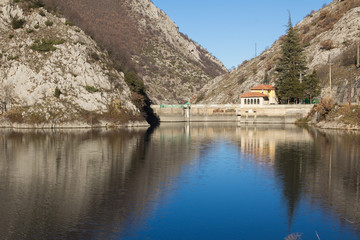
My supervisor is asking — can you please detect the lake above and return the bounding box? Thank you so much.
[0,123,360,239]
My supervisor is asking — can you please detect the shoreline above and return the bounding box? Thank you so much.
[315,121,360,131]
[0,118,358,131]
[0,119,150,129]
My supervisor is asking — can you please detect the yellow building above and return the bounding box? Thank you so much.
[240,84,278,106]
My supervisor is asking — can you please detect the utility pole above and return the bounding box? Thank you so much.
[357,43,360,68]
[255,43,257,57]
[349,78,352,106]
[328,54,332,98]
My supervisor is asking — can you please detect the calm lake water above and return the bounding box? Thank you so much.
[1,123,360,240]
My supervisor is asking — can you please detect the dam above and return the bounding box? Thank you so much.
[151,104,314,123]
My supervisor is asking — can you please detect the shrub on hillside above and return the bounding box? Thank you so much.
[125,71,145,95]
[320,39,334,50]
[90,52,100,61]
[65,20,73,26]
[85,85,99,93]
[131,92,146,109]
[45,20,53,26]
[11,16,26,29]
[315,98,334,121]
[39,9,45,16]
[54,87,61,98]
[30,38,65,52]
[14,0,44,12]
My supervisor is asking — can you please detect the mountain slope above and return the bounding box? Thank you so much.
[42,0,227,104]
[198,0,360,104]
[0,1,144,127]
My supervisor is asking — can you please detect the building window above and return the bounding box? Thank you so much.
[257,99,260,104]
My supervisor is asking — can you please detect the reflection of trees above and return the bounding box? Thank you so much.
[273,141,318,228]
[0,129,150,239]
[237,125,360,232]
[272,128,360,231]
[303,130,360,226]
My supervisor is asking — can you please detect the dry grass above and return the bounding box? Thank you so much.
[327,105,360,125]
[315,98,335,121]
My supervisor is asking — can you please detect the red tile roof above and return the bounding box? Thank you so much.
[239,92,268,98]
[250,84,276,90]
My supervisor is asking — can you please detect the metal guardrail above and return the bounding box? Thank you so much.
[160,104,185,108]
[160,103,191,108]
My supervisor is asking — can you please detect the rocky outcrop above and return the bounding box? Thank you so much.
[0,2,146,128]
[42,0,227,104]
[198,0,360,104]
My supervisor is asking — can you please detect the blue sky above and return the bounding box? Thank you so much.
[151,0,332,69]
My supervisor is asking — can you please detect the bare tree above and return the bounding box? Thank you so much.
[0,83,14,114]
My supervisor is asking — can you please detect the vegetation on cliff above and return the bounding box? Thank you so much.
[0,0,147,127]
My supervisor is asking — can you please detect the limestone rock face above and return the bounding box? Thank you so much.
[0,2,139,126]
[42,0,228,104]
[198,1,360,104]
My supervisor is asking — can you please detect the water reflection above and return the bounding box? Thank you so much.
[0,124,359,239]
[0,129,150,239]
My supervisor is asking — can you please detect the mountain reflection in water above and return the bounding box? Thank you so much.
[0,124,359,239]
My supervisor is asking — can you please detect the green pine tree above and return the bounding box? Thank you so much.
[302,70,321,103]
[276,16,307,103]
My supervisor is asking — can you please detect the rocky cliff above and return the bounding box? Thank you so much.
[197,0,360,104]
[0,1,145,127]
[42,0,227,104]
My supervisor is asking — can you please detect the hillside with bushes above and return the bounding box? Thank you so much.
[41,0,227,104]
[299,98,360,129]
[197,0,360,105]
[0,1,146,127]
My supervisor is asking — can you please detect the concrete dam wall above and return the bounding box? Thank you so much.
[151,104,314,124]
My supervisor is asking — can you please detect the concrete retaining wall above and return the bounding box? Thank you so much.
[240,105,314,124]
[152,104,314,124]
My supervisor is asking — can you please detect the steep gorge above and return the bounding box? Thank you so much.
[42,0,227,104]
